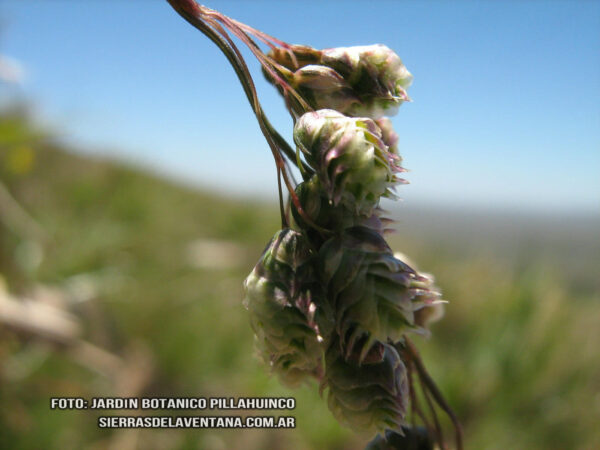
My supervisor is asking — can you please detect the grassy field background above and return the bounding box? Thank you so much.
[1,111,599,449]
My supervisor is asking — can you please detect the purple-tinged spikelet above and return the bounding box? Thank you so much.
[269,44,412,118]
[243,229,332,386]
[324,338,409,433]
[319,227,443,355]
[294,110,403,215]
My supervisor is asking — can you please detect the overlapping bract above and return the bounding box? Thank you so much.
[243,229,331,387]
[269,44,413,118]
[319,227,442,357]
[374,117,400,157]
[294,109,403,215]
[293,177,387,242]
[325,339,408,433]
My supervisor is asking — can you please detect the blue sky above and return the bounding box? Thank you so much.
[1,0,599,213]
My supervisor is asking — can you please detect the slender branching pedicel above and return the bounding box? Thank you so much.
[166,1,462,448]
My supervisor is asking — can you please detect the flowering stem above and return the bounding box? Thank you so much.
[166,0,316,227]
[166,0,291,221]
[403,337,464,450]
[421,372,447,449]
[168,2,456,445]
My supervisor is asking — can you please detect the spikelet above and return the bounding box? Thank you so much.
[321,45,412,118]
[294,110,402,215]
[292,176,387,245]
[268,44,412,118]
[324,337,408,434]
[243,229,332,386]
[319,227,443,355]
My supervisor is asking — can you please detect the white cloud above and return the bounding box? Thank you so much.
[0,54,26,84]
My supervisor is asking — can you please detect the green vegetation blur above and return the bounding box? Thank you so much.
[1,110,598,449]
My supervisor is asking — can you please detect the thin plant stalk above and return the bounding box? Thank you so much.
[166,0,324,229]
[403,337,464,450]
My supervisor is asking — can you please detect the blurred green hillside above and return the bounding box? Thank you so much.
[1,111,599,449]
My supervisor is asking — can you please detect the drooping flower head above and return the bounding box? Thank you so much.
[166,2,457,445]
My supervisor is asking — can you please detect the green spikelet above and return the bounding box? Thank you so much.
[321,44,412,118]
[268,44,412,118]
[319,227,443,354]
[292,177,388,246]
[324,337,408,434]
[243,229,332,387]
[294,109,402,215]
